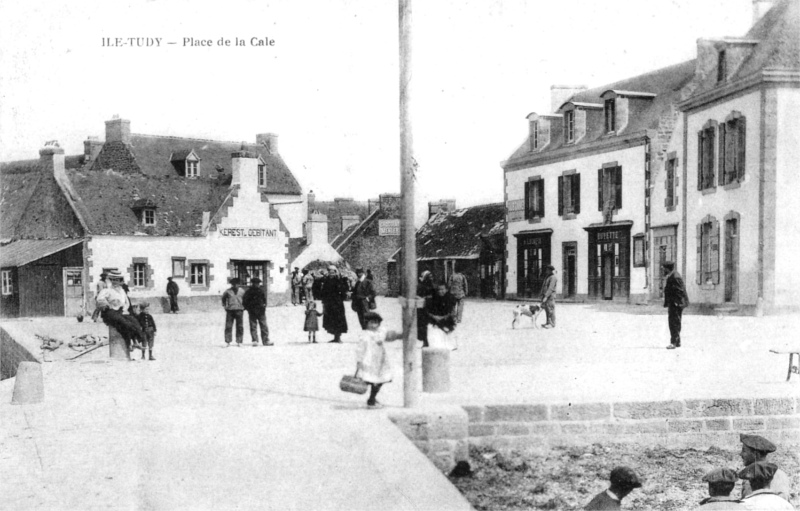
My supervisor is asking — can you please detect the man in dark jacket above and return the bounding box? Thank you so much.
[427,282,457,333]
[351,268,376,329]
[166,277,180,314]
[663,261,690,349]
[540,265,558,329]
[584,466,642,510]
[243,278,272,346]
[319,266,348,343]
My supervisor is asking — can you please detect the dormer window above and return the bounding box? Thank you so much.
[530,120,539,151]
[604,99,616,133]
[143,209,155,226]
[170,149,201,178]
[564,110,575,143]
[186,160,198,178]
[717,49,727,83]
[131,198,158,227]
[258,158,267,187]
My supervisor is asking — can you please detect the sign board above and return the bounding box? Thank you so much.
[378,219,400,236]
[219,227,278,238]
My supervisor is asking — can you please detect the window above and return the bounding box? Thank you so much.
[1,270,12,295]
[132,263,147,287]
[529,120,539,151]
[186,160,198,178]
[604,99,616,133]
[564,111,575,142]
[558,173,581,216]
[524,179,545,219]
[697,217,720,285]
[665,156,678,208]
[597,166,622,214]
[719,113,746,185]
[190,263,208,286]
[697,123,716,190]
[172,258,186,278]
[633,235,645,267]
[143,209,155,226]
[258,162,267,187]
[717,49,727,83]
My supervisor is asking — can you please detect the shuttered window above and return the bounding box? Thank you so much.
[530,121,539,151]
[665,157,678,208]
[719,113,746,185]
[696,217,720,285]
[524,179,545,219]
[698,124,716,190]
[604,99,616,133]
[558,173,581,216]
[597,166,622,213]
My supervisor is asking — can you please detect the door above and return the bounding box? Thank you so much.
[231,260,269,295]
[653,227,677,298]
[63,267,84,317]
[602,252,614,299]
[562,242,577,298]
[724,218,739,302]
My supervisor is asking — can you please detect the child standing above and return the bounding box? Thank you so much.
[133,302,157,361]
[355,311,401,409]
[304,301,322,343]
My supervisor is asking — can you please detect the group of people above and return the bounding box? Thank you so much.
[415,265,470,347]
[585,434,793,510]
[93,270,158,360]
[221,277,272,347]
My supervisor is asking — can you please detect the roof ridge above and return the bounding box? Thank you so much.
[333,207,381,252]
[132,133,265,147]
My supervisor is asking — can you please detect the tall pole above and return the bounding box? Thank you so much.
[399,0,419,408]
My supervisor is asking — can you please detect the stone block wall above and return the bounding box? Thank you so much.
[388,405,469,472]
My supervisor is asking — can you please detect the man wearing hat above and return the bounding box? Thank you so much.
[166,276,180,314]
[91,271,109,321]
[662,261,689,349]
[739,434,791,501]
[243,277,272,346]
[351,268,376,329]
[540,265,558,329]
[221,278,246,346]
[739,462,794,510]
[584,466,642,509]
[96,270,145,353]
[290,268,302,306]
[696,468,741,509]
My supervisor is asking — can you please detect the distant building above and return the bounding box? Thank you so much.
[0,117,304,317]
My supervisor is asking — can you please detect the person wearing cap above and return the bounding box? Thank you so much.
[221,278,246,346]
[739,462,794,510]
[290,268,302,306]
[662,261,689,349]
[91,272,110,322]
[355,311,401,408]
[132,302,157,361]
[540,265,558,329]
[96,271,145,353]
[584,466,642,510]
[318,265,349,343]
[166,277,180,314]
[301,268,315,302]
[696,467,741,509]
[243,277,272,346]
[447,264,469,324]
[739,434,791,501]
[351,268,376,330]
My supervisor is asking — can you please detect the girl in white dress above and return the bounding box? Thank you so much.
[356,311,401,408]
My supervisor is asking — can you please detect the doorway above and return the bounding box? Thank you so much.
[63,267,84,317]
[653,226,677,298]
[231,260,269,293]
[724,218,739,302]
[562,242,577,298]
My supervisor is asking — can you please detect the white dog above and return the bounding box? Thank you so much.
[511,304,543,329]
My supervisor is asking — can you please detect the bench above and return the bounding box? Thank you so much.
[769,349,800,382]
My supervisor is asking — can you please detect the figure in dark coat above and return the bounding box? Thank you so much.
[242,278,271,346]
[351,268,377,329]
[416,271,435,346]
[427,282,457,333]
[166,277,180,313]
[319,265,349,343]
[662,261,690,349]
[584,466,642,510]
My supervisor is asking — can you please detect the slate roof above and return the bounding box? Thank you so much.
[413,203,506,260]
[0,238,84,268]
[735,0,799,77]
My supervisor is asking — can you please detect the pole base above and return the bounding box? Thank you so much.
[422,347,451,393]
[108,326,130,360]
[12,361,44,405]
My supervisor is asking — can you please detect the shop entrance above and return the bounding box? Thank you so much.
[724,218,739,303]
[562,242,577,298]
[586,224,631,300]
[653,226,677,298]
[63,267,84,317]
[515,231,551,299]
[231,260,269,292]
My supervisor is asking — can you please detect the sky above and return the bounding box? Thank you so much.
[0,0,754,225]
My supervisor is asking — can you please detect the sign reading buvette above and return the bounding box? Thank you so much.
[219,227,278,238]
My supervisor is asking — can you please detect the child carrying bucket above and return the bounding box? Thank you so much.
[355,311,401,409]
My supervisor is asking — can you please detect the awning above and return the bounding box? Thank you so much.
[513,228,553,237]
[583,221,634,232]
[0,238,84,268]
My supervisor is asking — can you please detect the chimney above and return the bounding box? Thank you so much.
[752,0,774,24]
[379,194,402,217]
[230,147,259,197]
[341,215,360,231]
[307,212,329,245]
[40,141,66,178]
[550,85,587,112]
[428,199,457,218]
[256,133,279,155]
[84,136,103,162]
[105,115,131,144]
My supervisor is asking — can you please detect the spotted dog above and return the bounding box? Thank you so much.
[511,303,543,329]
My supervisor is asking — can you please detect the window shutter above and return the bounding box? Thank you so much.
[697,132,703,190]
[708,128,716,188]
[598,168,603,211]
[711,220,720,284]
[737,117,746,181]
[574,173,581,214]
[558,176,564,216]
[524,182,530,220]
[538,180,545,217]
[696,224,702,285]
[615,166,622,210]
[718,123,726,186]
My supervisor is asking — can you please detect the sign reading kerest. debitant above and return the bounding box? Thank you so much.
[219,227,278,238]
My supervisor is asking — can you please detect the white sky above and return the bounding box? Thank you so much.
[0,0,753,225]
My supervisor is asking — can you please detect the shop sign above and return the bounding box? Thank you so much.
[379,219,400,236]
[219,227,278,238]
[597,231,621,241]
[521,237,543,247]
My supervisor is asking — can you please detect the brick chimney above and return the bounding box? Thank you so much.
[752,0,775,24]
[83,136,103,162]
[230,147,259,197]
[256,133,279,155]
[40,141,66,179]
[379,194,402,217]
[428,199,457,218]
[105,115,131,144]
[307,212,329,245]
[550,85,587,112]
[341,215,360,231]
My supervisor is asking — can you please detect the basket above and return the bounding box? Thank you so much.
[340,373,368,394]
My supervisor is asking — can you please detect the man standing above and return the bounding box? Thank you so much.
[662,261,689,349]
[243,277,272,346]
[221,278,246,347]
[351,268,376,329]
[91,272,109,322]
[540,265,558,329]
[291,268,302,305]
[739,434,791,501]
[166,276,180,314]
[96,271,145,353]
[447,264,469,324]
[584,466,642,510]
[302,269,315,302]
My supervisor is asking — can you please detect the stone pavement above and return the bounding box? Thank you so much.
[1,298,798,510]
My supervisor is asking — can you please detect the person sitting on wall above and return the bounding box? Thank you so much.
[426,282,456,334]
[695,467,741,509]
[584,466,642,510]
[96,270,145,353]
[243,277,272,346]
[416,270,435,347]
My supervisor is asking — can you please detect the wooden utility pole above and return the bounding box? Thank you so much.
[399,0,419,408]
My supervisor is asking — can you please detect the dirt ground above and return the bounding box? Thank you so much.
[450,443,800,510]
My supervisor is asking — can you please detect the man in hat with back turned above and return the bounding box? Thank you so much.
[584,466,642,510]
[738,461,794,510]
[221,278,246,347]
[663,261,689,349]
[696,467,741,509]
[739,434,791,501]
[243,277,272,346]
[540,265,558,329]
